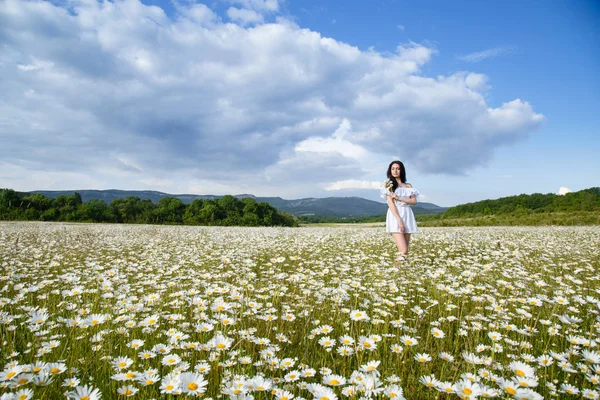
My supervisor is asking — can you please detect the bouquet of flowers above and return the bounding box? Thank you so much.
[381,179,394,194]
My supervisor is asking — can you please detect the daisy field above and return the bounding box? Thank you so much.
[0,222,599,399]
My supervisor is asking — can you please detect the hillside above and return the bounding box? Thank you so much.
[0,190,297,227]
[417,187,600,226]
[442,187,600,217]
[27,190,446,217]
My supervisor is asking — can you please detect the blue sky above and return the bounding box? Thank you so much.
[1,0,598,206]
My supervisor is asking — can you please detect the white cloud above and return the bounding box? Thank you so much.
[557,187,572,195]
[295,119,369,160]
[396,24,405,31]
[457,46,518,63]
[0,0,544,198]
[230,0,279,12]
[227,7,264,25]
[178,3,217,24]
[324,180,381,191]
[17,59,54,71]
[465,73,489,92]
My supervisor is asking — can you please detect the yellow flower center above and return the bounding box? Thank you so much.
[6,372,16,379]
[462,388,472,395]
[50,368,60,374]
[516,370,525,377]
[330,379,340,385]
[166,385,174,390]
[126,372,136,378]
[188,382,198,390]
[124,389,133,395]
[506,387,517,395]
[81,397,90,400]
[146,380,154,385]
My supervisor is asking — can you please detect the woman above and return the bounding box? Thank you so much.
[381,161,420,260]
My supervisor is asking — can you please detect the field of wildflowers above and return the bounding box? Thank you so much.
[1,222,599,399]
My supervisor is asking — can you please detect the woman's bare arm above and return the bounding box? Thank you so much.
[396,195,417,205]
[386,196,404,229]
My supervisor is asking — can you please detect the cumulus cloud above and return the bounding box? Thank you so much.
[324,180,381,191]
[557,187,572,195]
[0,0,544,197]
[177,3,217,24]
[227,7,264,25]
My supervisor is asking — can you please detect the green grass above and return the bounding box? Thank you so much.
[417,211,600,227]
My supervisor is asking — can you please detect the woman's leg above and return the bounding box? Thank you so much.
[392,233,408,255]
[404,234,411,253]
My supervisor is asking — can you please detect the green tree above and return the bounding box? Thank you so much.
[154,197,185,224]
[183,199,206,225]
[0,189,22,219]
[23,193,53,212]
[241,198,260,226]
[109,197,154,223]
[197,201,225,225]
[54,193,83,221]
[77,199,111,222]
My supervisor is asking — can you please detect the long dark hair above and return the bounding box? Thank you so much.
[386,160,406,192]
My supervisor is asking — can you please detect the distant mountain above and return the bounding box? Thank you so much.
[26,189,446,217]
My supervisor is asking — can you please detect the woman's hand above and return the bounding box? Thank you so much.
[397,218,405,232]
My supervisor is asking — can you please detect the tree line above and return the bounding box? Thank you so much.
[439,187,600,218]
[0,189,298,227]
[415,187,600,226]
[299,188,600,226]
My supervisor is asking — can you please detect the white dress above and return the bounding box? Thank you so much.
[381,186,420,234]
